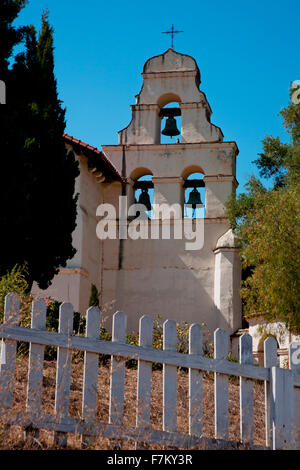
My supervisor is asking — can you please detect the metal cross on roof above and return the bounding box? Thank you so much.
[162,24,184,49]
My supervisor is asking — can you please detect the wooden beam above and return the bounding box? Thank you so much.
[133,181,154,189]
[159,108,181,118]
[183,179,205,188]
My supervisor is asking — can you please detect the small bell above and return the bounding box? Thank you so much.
[138,188,152,211]
[186,188,203,210]
[161,116,180,138]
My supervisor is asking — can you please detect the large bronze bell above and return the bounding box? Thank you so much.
[161,116,180,137]
[138,188,152,211]
[186,188,203,209]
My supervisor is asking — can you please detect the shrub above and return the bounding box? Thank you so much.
[0,265,33,357]
[89,284,100,307]
[0,264,32,324]
[98,326,112,366]
[97,316,196,371]
[45,299,85,335]
[124,316,196,371]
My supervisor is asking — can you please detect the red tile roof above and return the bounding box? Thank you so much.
[63,133,123,181]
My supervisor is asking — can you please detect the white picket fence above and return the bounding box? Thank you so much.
[0,293,299,450]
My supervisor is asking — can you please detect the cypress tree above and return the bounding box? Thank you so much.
[0,9,79,290]
[0,0,27,74]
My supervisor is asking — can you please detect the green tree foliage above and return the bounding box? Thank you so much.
[227,85,300,333]
[0,7,79,290]
[0,264,31,320]
[0,0,27,74]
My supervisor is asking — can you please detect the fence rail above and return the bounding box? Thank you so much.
[0,293,299,450]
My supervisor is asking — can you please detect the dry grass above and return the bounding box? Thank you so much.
[0,354,266,450]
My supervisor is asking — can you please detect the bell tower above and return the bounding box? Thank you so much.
[118,48,222,146]
[101,48,241,336]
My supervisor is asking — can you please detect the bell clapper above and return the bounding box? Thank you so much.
[137,187,152,212]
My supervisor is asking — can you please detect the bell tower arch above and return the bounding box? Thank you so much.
[118,48,223,145]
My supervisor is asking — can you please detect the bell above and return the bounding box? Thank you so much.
[186,188,203,209]
[138,188,152,211]
[161,116,180,137]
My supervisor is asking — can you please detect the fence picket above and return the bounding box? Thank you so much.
[271,366,294,449]
[289,342,300,449]
[264,337,277,448]
[81,306,101,448]
[189,324,203,437]
[25,299,47,440]
[0,293,20,438]
[214,328,229,440]
[135,315,153,449]
[163,320,177,434]
[109,311,126,448]
[239,333,254,445]
[54,302,73,447]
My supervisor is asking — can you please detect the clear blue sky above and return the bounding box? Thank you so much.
[13,0,299,192]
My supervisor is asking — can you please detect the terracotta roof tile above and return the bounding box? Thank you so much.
[63,133,123,181]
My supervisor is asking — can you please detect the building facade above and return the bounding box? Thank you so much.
[32,49,242,336]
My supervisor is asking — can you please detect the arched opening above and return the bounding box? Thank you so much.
[183,171,205,219]
[130,167,153,182]
[157,93,181,107]
[160,101,182,144]
[132,173,154,219]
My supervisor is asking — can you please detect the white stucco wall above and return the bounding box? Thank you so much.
[99,220,239,334]
[98,48,241,335]
[33,48,242,340]
[32,151,104,314]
